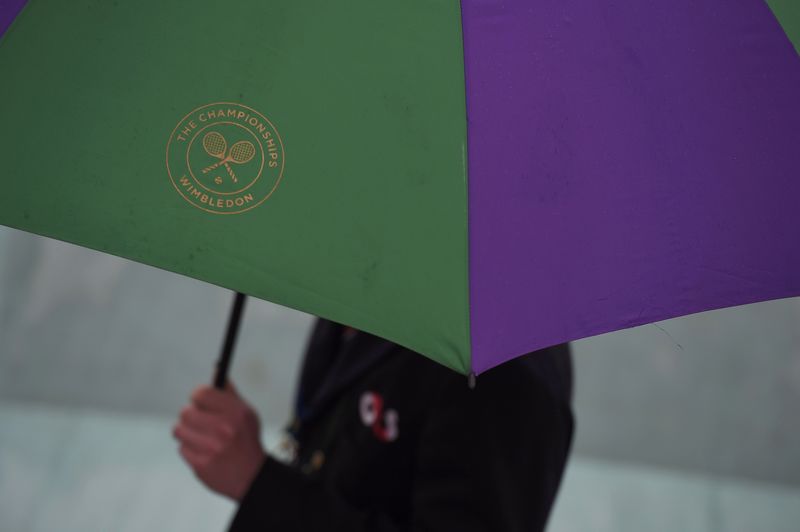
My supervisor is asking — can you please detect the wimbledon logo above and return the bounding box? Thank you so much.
[166,102,285,214]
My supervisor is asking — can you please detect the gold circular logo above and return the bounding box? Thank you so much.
[166,102,285,214]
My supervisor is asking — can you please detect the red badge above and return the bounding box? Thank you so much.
[359,391,399,443]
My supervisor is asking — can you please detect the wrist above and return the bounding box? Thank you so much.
[233,449,268,502]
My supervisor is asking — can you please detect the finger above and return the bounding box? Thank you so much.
[191,385,239,414]
[173,422,223,454]
[179,443,210,470]
[179,406,233,438]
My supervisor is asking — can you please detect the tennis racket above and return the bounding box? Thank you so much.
[202,137,257,184]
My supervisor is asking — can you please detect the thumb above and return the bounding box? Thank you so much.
[223,379,240,397]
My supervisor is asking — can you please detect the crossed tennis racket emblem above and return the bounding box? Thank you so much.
[201,131,256,184]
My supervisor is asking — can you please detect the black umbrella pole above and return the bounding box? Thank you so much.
[213,291,247,389]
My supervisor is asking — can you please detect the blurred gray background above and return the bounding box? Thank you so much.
[1,226,799,531]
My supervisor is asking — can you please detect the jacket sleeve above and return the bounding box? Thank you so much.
[228,372,573,532]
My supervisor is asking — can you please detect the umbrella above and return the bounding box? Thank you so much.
[1,0,799,378]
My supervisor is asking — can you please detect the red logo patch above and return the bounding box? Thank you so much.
[359,391,399,443]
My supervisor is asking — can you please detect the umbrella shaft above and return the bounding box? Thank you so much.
[213,291,247,389]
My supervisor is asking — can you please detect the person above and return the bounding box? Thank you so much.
[173,318,574,531]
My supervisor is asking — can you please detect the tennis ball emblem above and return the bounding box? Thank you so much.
[166,102,285,214]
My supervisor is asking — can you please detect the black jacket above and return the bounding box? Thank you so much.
[229,319,574,532]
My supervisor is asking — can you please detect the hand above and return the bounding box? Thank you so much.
[173,381,266,501]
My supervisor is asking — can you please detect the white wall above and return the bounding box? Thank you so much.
[1,226,799,484]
